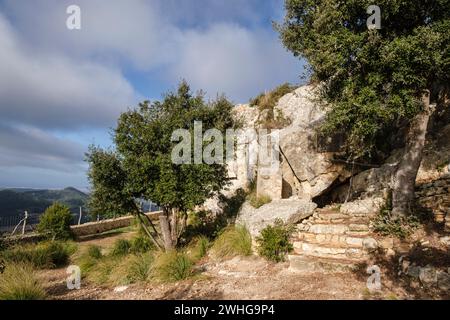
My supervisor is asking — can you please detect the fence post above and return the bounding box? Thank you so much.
[21,211,28,235]
[78,207,82,225]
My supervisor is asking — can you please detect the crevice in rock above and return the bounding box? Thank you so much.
[312,176,353,208]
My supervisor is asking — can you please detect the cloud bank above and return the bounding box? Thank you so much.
[0,0,304,189]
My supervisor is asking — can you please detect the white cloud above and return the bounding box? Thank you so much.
[0,12,137,130]
[0,0,305,187]
[170,24,302,102]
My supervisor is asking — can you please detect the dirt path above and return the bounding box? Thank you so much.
[40,254,376,300]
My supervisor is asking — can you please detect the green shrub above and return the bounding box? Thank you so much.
[110,239,131,256]
[87,245,102,259]
[153,251,193,282]
[256,219,294,262]
[1,241,75,269]
[248,193,272,209]
[37,203,73,240]
[0,263,46,300]
[212,225,252,259]
[372,193,428,239]
[130,236,154,254]
[372,209,421,239]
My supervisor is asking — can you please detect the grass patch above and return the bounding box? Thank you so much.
[250,83,295,129]
[0,263,46,300]
[248,193,271,209]
[186,236,210,262]
[211,225,252,259]
[152,251,193,282]
[256,219,294,262]
[0,241,76,269]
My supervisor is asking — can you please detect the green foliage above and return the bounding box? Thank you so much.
[212,225,252,259]
[256,219,294,262]
[0,241,75,269]
[277,0,450,159]
[87,245,102,259]
[250,83,295,129]
[86,147,138,219]
[153,251,193,282]
[110,239,131,256]
[0,263,46,300]
[37,203,73,240]
[130,235,154,254]
[86,81,238,247]
[372,208,420,239]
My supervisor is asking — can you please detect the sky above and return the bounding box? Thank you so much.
[0,0,305,191]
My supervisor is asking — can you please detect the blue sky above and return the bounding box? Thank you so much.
[0,0,305,191]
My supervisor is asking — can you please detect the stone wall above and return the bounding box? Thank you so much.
[70,212,162,238]
[416,175,450,231]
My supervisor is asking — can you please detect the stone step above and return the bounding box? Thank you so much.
[288,255,362,274]
[314,216,372,224]
[308,223,370,235]
[294,232,376,248]
[293,241,369,260]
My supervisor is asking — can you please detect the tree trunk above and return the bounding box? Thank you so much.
[159,208,175,250]
[392,91,431,218]
[170,208,178,246]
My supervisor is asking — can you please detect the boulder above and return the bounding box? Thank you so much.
[339,197,384,215]
[236,198,317,238]
[419,266,437,287]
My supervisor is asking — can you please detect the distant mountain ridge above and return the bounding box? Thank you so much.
[0,187,88,216]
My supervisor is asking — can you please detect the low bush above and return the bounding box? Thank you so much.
[1,241,76,269]
[130,236,154,254]
[37,203,73,240]
[372,210,421,239]
[256,219,294,262]
[110,239,131,256]
[371,192,430,239]
[0,263,46,300]
[211,225,252,259]
[87,245,102,259]
[153,251,193,282]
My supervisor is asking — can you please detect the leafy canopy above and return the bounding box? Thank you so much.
[277,0,450,159]
[87,81,237,217]
[37,203,73,240]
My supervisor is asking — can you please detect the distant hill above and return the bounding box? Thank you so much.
[0,187,88,216]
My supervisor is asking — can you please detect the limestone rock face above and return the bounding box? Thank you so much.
[276,86,349,199]
[236,198,317,238]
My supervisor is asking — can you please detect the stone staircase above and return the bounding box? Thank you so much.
[289,208,379,273]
